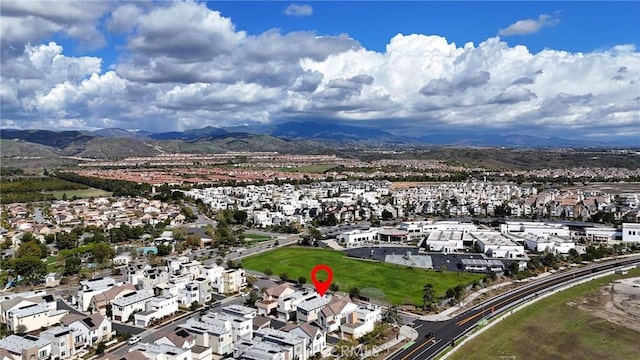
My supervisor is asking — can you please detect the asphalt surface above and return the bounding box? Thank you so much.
[344,247,503,272]
[387,256,640,360]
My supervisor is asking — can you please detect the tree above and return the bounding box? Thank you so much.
[190,301,200,311]
[17,240,44,259]
[156,244,172,256]
[382,209,393,220]
[509,261,520,276]
[185,234,201,250]
[264,268,273,276]
[245,290,258,307]
[330,283,339,292]
[422,283,436,310]
[15,324,27,334]
[91,242,115,264]
[298,276,307,285]
[233,210,248,224]
[348,286,360,299]
[172,228,186,241]
[5,256,47,285]
[382,304,402,325]
[279,272,289,282]
[64,257,82,276]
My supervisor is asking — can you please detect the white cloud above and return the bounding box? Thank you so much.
[499,14,559,36]
[1,3,639,139]
[284,4,313,16]
[0,1,112,50]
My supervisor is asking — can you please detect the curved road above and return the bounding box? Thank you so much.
[388,256,640,360]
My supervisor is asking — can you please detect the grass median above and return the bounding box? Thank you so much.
[241,247,483,305]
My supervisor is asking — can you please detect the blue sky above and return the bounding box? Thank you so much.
[209,2,640,53]
[1,1,639,142]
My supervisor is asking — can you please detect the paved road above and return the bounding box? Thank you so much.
[387,256,640,360]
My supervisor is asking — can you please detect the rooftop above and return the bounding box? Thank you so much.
[112,290,154,307]
[0,335,50,354]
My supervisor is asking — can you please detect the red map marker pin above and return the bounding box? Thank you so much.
[311,264,333,297]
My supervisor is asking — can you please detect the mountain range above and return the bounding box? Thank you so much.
[0,121,634,161]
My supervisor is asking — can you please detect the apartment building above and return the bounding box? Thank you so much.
[111,290,154,322]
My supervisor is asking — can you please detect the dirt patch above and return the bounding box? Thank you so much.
[572,277,640,332]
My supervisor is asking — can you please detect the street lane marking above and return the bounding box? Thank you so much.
[412,339,442,360]
[400,337,437,360]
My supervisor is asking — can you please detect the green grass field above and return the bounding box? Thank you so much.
[448,268,640,360]
[243,233,273,246]
[46,188,112,199]
[241,247,484,305]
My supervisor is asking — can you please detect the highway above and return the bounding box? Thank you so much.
[388,256,640,360]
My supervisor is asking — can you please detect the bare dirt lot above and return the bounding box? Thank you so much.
[573,277,640,332]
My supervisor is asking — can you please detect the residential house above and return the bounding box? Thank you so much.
[220,269,246,295]
[180,319,233,356]
[286,323,326,358]
[6,303,68,333]
[78,277,120,312]
[254,328,308,360]
[318,296,358,333]
[276,289,317,322]
[130,343,192,360]
[296,296,329,323]
[60,313,113,349]
[154,329,196,349]
[0,335,51,360]
[134,295,179,327]
[89,283,137,316]
[340,305,382,339]
[111,290,154,322]
[233,339,285,360]
[200,311,253,343]
[256,284,294,316]
[40,326,75,360]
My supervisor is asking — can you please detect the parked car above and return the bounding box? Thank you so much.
[128,336,141,345]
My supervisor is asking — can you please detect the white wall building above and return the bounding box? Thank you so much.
[134,295,179,327]
[585,227,621,243]
[78,277,120,312]
[111,290,154,323]
[622,223,640,243]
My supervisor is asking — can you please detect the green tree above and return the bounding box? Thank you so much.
[298,276,307,285]
[156,244,172,256]
[185,234,201,249]
[91,242,115,264]
[422,283,436,310]
[5,256,47,284]
[264,268,273,276]
[64,257,82,276]
[382,304,402,325]
[330,283,340,292]
[17,240,45,259]
[279,272,289,282]
[244,290,258,307]
[190,301,200,311]
[348,286,360,299]
[233,210,248,224]
[172,227,186,241]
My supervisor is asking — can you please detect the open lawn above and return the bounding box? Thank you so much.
[241,247,483,305]
[243,233,273,246]
[448,268,640,360]
[46,188,112,199]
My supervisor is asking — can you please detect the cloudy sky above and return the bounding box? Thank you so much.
[1,1,639,142]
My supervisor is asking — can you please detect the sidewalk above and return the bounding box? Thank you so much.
[405,281,515,321]
[361,325,418,359]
